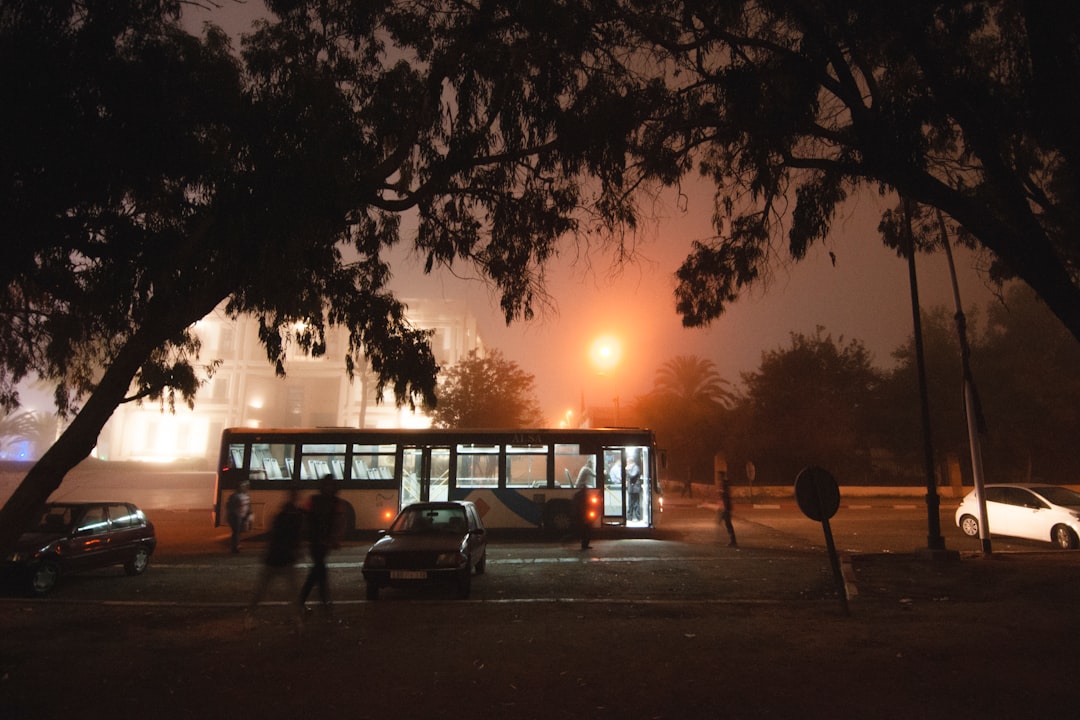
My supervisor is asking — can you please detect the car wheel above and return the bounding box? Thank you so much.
[1051,525,1078,550]
[959,514,980,537]
[124,546,151,576]
[475,551,486,575]
[456,566,472,599]
[365,582,380,601]
[31,562,60,596]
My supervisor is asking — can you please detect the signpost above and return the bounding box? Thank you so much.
[794,466,848,615]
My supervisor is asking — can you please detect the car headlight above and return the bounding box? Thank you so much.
[364,554,387,569]
[436,552,466,568]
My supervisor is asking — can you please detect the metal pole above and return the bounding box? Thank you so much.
[937,210,992,554]
[902,200,947,551]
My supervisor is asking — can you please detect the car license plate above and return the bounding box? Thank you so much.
[390,570,427,580]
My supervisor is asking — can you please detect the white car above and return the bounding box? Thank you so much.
[955,484,1080,549]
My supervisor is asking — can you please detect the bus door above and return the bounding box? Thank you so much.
[401,446,451,507]
[602,448,625,523]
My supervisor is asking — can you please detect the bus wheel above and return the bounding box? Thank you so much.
[543,501,573,538]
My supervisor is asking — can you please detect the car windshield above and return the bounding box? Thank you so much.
[391,506,468,533]
[35,506,75,532]
[1033,486,1080,508]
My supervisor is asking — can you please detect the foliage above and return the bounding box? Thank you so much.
[570,1,1080,343]
[728,329,884,486]
[0,0,663,552]
[429,350,543,429]
[883,285,1080,484]
[0,410,57,460]
[635,355,731,486]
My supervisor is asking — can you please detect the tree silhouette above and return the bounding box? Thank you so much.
[638,356,732,490]
[430,350,544,429]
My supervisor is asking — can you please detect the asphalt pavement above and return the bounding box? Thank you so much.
[2,498,1079,719]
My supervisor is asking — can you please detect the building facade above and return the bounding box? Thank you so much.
[94,298,483,467]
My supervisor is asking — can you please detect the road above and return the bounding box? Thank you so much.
[4,498,1079,720]
[17,498,1039,607]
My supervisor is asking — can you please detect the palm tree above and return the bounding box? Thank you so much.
[0,410,57,461]
[653,355,735,409]
[639,355,734,493]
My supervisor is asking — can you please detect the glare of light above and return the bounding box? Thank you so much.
[589,335,622,374]
[248,397,264,409]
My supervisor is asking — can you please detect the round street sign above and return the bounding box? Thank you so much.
[794,466,840,521]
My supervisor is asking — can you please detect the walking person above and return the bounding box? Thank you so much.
[718,470,737,547]
[247,488,304,628]
[226,480,253,553]
[299,475,345,615]
[573,476,593,550]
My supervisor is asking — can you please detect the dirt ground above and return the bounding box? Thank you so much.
[2,547,1079,719]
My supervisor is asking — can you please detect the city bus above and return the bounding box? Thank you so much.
[214,427,662,536]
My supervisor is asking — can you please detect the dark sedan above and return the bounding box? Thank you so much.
[361,501,487,600]
[3,501,157,595]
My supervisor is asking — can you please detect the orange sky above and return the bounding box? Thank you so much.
[184,3,997,426]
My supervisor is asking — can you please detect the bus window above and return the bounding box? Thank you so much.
[456,444,498,488]
[299,443,346,480]
[351,443,397,481]
[556,444,596,488]
[507,443,549,488]
[250,442,294,480]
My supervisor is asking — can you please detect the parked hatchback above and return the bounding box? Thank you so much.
[3,501,157,594]
[362,501,486,600]
[955,484,1080,549]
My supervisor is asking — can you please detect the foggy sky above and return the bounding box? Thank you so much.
[184,3,997,425]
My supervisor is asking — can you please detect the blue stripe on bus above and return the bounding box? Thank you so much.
[448,487,546,525]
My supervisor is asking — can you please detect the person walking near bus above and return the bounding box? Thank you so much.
[573,473,593,550]
[299,475,345,615]
[717,471,737,547]
[226,480,253,553]
[247,488,304,629]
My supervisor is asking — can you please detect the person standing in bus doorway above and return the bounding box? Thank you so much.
[299,475,346,616]
[247,488,304,629]
[626,452,643,521]
[226,480,253,554]
[717,470,737,547]
[573,463,595,551]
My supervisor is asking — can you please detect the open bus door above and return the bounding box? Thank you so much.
[401,446,451,508]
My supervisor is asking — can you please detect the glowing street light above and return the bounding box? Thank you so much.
[589,334,622,375]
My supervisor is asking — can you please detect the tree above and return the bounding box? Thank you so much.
[972,285,1080,483]
[733,329,884,485]
[636,355,732,488]
[552,2,1080,343]
[0,410,56,461]
[430,350,543,429]
[0,0,661,553]
[879,307,971,481]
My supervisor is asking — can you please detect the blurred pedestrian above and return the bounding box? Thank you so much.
[299,475,346,615]
[226,480,253,553]
[247,488,304,628]
[573,474,593,551]
[717,471,737,547]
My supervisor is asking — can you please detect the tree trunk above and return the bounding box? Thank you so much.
[0,332,175,555]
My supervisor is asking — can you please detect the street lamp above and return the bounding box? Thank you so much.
[588,334,623,425]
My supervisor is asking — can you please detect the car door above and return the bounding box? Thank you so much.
[106,503,141,565]
[65,504,112,572]
[1003,487,1051,542]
